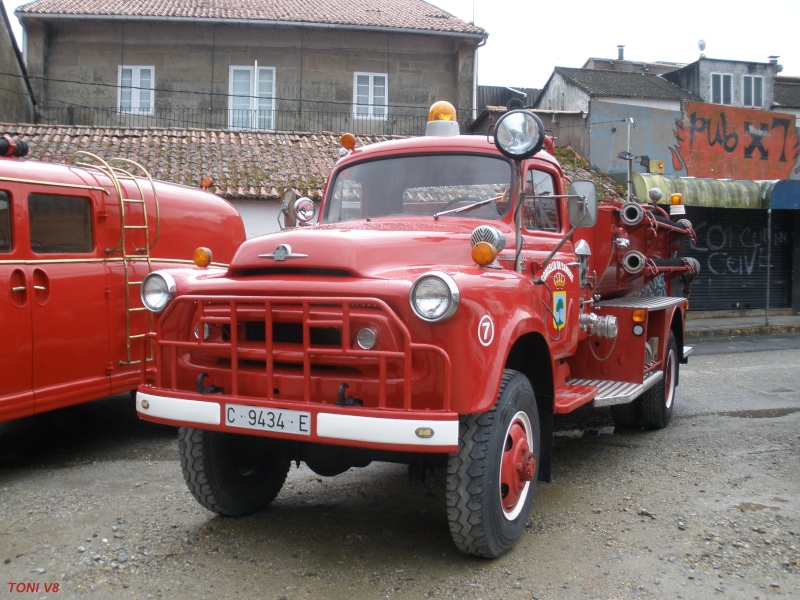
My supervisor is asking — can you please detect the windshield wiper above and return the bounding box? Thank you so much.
[432,195,502,219]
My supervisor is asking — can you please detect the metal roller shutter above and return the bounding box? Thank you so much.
[680,207,793,311]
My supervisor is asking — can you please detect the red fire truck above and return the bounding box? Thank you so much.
[1,136,245,423]
[135,103,699,557]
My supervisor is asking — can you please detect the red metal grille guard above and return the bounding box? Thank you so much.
[143,294,453,411]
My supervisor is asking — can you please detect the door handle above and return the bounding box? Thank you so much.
[32,268,50,304]
[10,269,28,307]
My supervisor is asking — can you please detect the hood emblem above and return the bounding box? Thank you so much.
[259,244,308,262]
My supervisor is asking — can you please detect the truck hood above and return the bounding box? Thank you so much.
[228,221,506,279]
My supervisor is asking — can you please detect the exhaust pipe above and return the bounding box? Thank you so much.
[619,202,644,226]
[622,250,647,274]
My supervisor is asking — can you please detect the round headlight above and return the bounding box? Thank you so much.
[410,271,459,322]
[141,272,176,314]
[294,197,317,223]
[494,110,546,159]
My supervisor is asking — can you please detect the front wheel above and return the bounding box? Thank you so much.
[641,332,678,429]
[446,369,540,557]
[178,427,290,516]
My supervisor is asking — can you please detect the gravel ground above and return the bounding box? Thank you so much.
[2,348,799,599]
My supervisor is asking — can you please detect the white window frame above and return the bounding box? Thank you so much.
[228,65,276,131]
[118,66,154,115]
[710,72,732,106]
[743,75,763,108]
[353,72,387,119]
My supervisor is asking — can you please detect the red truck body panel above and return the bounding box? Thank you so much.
[0,150,246,421]
[132,107,698,557]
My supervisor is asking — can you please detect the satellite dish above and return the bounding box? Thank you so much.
[698,39,706,52]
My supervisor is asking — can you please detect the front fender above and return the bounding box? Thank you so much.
[437,270,551,415]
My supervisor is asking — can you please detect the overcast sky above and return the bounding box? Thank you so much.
[4,0,799,89]
[429,0,800,87]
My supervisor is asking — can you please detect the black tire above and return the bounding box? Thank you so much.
[178,427,290,517]
[641,332,678,430]
[611,399,641,428]
[446,369,540,558]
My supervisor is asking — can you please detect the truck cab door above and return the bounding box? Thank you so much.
[521,168,581,354]
[25,190,111,414]
[0,189,34,421]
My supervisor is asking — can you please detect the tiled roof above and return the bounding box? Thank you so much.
[774,76,800,109]
[0,124,403,200]
[552,67,699,102]
[16,0,485,36]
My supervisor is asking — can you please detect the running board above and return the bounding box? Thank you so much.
[566,370,663,408]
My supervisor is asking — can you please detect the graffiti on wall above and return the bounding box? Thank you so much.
[671,101,800,179]
[688,220,791,277]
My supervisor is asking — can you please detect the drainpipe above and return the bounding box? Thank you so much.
[766,207,772,326]
[472,35,487,121]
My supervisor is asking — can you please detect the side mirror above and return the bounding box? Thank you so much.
[567,180,598,228]
[281,189,298,229]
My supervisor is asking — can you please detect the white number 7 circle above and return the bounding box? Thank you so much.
[478,315,494,347]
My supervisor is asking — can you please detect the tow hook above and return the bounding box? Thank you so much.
[196,372,224,394]
[335,383,363,406]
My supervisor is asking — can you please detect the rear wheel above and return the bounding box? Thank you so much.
[641,332,678,429]
[611,399,641,428]
[178,427,290,516]
[446,369,540,557]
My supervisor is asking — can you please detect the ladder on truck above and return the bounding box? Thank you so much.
[72,151,161,367]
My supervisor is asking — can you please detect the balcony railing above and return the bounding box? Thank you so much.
[34,106,472,136]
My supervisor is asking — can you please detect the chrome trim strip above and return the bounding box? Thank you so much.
[317,413,459,447]
[136,391,221,425]
[0,175,108,193]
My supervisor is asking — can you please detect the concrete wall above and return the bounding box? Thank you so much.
[535,73,591,113]
[0,10,34,123]
[665,58,778,108]
[25,19,475,130]
[588,101,682,180]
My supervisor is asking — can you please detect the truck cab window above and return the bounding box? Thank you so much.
[326,155,512,222]
[28,193,93,253]
[523,170,559,232]
[0,191,10,253]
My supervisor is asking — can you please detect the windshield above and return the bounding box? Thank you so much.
[325,154,513,222]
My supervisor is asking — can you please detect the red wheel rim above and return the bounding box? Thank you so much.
[499,411,535,519]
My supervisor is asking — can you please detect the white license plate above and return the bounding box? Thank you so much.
[224,404,311,436]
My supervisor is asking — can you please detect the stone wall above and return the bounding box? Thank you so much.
[26,19,476,133]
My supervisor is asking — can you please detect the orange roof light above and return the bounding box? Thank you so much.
[669,192,687,217]
[428,101,457,123]
[200,177,213,189]
[340,133,357,151]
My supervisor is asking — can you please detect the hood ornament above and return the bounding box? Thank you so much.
[259,244,308,261]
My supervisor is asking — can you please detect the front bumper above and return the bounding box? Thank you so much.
[136,389,459,453]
